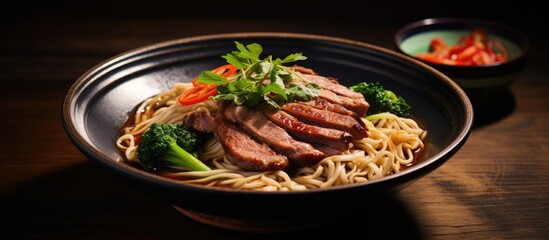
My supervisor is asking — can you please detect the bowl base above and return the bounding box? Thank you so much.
[172,205,322,233]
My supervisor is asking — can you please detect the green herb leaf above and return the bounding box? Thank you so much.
[222,53,248,69]
[202,41,318,108]
[234,42,262,63]
[271,67,292,83]
[285,83,320,102]
[249,61,272,80]
[196,71,230,85]
[261,82,287,101]
[280,53,307,64]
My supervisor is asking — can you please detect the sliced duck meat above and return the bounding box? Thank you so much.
[223,103,326,167]
[215,119,289,171]
[312,144,344,156]
[281,102,368,139]
[182,110,216,133]
[298,73,366,100]
[292,65,317,75]
[261,105,352,152]
[290,75,369,116]
[300,97,360,118]
[316,88,369,117]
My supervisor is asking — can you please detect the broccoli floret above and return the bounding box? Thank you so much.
[350,82,411,118]
[137,123,211,171]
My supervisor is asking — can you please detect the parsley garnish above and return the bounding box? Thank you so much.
[196,41,320,108]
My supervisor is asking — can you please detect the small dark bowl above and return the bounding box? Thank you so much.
[62,32,473,233]
[394,17,530,89]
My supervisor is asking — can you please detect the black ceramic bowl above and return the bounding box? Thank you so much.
[394,17,530,89]
[62,32,473,233]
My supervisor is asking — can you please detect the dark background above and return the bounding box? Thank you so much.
[2,0,543,22]
[3,0,544,30]
[2,1,545,97]
[3,0,544,75]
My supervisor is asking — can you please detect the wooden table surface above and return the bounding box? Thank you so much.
[1,3,547,239]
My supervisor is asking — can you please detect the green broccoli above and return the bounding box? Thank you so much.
[137,123,211,171]
[350,82,411,118]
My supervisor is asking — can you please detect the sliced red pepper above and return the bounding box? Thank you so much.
[455,45,480,62]
[416,28,508,66]
[489,40,508,61]
[178,84,218,105]
[192,64,237,86]
[416,54,458,65]
[471,28,487,44]
[429,38,448,52]
[178,64,237,106]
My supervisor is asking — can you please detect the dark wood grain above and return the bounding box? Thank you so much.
[1,4,548,239]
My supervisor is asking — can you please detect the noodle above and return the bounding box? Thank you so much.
[116,82,427,191]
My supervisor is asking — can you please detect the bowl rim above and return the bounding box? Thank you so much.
[62,32,474,196]
[394,17,531,70]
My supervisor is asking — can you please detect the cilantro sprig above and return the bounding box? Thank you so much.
[196,41,320,108]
